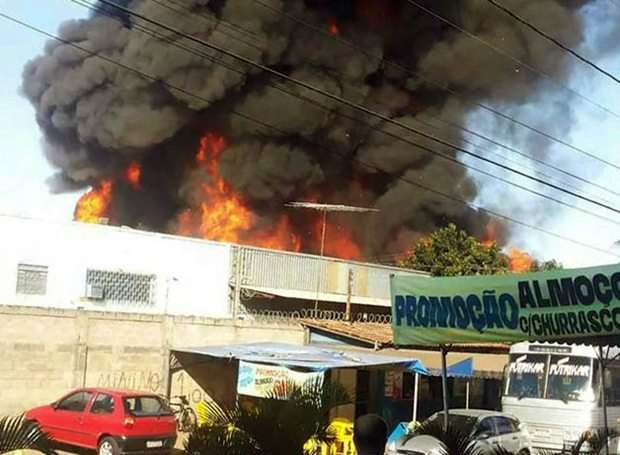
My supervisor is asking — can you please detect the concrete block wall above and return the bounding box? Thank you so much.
[0,305,305,415]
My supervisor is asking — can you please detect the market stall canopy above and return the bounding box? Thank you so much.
[428,357,473,378]
[172,342,428,374]
[390,263,620,347]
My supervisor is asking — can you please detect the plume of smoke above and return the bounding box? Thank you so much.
[21,0,617,257]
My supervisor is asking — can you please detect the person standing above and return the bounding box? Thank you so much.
[353,414,388,455]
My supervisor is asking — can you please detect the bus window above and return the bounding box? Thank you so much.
[546,356,594,402]
[604,365,620,406]
[506,353,547,399]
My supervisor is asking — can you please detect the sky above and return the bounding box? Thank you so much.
[461,0,620,268]
[0,1,619,268]
[0,0,85,221]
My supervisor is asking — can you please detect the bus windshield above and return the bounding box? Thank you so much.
[505,353,596,402]
[546,355,594,402]
[506,353,547,399]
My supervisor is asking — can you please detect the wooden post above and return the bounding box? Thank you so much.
[441,346,450,430]
[314,210,328,311]
[466,380,470,409]
[599,346,610,455]
[232,248,243,318]
[345,268,353,322]
[412,372,419,424]
[166,351,174,400]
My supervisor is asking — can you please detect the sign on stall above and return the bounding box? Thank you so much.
[236,361,324,399]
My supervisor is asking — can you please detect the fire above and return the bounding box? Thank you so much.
[328,18,339,36]
[508,248,534,273]
[317,219,361,260]
[482,223,534,273]
[481,222,498,247]
[197,183,253,243]
[196,133,226,168]
[177,132,301,251]
[125,161,141,189]
[74,180,113,224]
[253,217,302,252]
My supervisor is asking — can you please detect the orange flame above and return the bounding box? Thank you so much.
[177,133,302,251]
[508,247,534,273]
[481,222,497,248]
[253,217,302,252]
[74,180,113,224]
[316,219,361,260]
[328,18,339,36]
[125,161,141,189]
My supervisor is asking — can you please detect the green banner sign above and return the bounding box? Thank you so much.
[390,264,620,345]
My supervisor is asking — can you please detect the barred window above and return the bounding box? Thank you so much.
[86,269,156,305]
[16,264,48,295]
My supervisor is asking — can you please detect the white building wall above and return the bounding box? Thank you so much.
[0,215,232,317]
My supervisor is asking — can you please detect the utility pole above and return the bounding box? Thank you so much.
[345,268,353,322]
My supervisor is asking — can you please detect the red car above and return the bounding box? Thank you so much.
[26,388,177,455]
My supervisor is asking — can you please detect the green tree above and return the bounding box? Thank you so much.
[530,259,563,272]
[186,379,350,455]
[0,415,56,455]
[399,224,509,277]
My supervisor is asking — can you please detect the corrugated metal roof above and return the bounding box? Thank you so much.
[302,320,510,353]
[172,342,427,373]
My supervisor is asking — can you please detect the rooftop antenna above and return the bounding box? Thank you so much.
[285,202,380,311]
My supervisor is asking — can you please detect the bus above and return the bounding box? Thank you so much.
[502,342,620,453]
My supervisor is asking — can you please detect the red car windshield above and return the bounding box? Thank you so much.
[123,396,172,417]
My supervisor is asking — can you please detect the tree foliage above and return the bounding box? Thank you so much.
[399,224,509,277]
[409,416,512,455]
[530,259,563,272]
[187,379,350,455]
[0,415,56,455]
[399,224,562,277]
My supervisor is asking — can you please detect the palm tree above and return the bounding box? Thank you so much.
[410,418,513,455]
[571,428,619,455]
[186,378,350,455]
[0,415,56,455]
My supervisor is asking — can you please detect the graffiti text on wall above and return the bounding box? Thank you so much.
[97,371,162,393]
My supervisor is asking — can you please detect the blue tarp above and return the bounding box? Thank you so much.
[427,357,473,378]
[387,422,409,444]
[174,342,427,374]
[447,357,473,378]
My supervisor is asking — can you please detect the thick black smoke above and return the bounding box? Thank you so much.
[21,0,613,257]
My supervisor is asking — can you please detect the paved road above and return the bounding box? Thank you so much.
[53,434,187,455]
[57,451,185,455]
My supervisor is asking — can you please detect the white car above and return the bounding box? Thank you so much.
[386,409,532,455]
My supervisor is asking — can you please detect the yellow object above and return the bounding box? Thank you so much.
[304,418,356,455]
[197,401,356,455]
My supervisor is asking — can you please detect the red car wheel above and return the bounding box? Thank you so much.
[98,437,120,455]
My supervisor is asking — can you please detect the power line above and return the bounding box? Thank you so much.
[144,0,620,204]
[404,0,620,124]
[3,9,618,260]
[128,2,616,205]
[88,0,620,218]
[147,0,265,53]
[144,0,620,202]
[244,0,620,194]
[416,114,620,205]
[69,0,620,224]
[484,0,620,85]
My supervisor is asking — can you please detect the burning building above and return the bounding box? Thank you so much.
[21,0,610,261]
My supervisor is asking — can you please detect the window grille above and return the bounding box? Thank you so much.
[16,264,48,295]
[86,269,156,305]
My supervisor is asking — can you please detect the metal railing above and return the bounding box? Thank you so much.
[235,246,426,306]
[243,308,392,324]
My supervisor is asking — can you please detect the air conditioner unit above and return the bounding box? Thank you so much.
[85,284,104,300]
